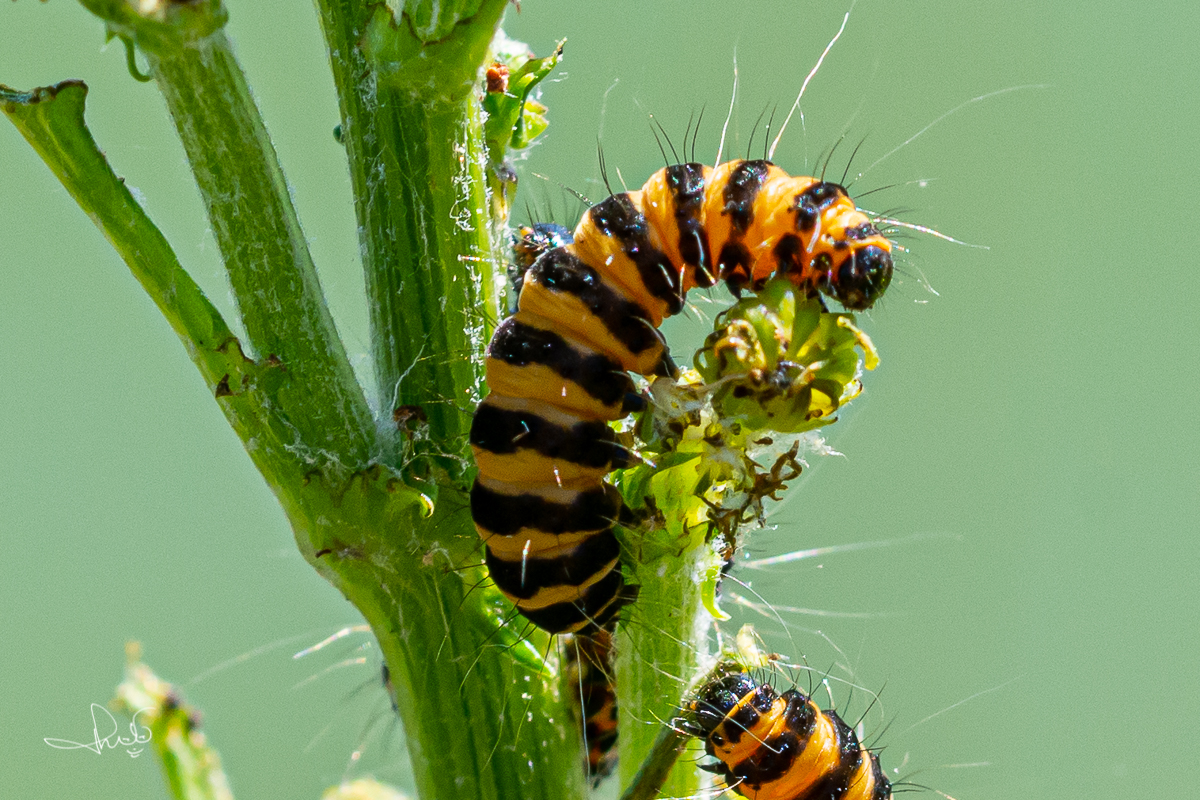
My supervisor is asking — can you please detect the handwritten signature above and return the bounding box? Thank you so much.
[44,703,153,758]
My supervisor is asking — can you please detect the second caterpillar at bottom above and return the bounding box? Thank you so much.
[684,667,891,800]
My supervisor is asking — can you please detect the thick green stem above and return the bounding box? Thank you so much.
[617,544,718,797]
[317,2,506,477]
[356,93,498,472]
[269,471,586,800]
[342,552,582,800]
[70,0,378,473]
[0,81,306,488]
[140,28,376,472]
[309,4,584,800]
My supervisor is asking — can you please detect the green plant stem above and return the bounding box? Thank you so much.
[617,544,718,797]
[618,722,689,800]
[339,525,582,800]
[140,28,376,472]
[316,1,506,476]
[309,4,585,800]
[356,94,497,473]
[71,0,378,474]
[0,81,300,486]
[114,644,236,800]
[267,472,586,800]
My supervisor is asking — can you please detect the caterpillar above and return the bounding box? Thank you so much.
[507,221,574,312]
[563,629,620,785]
[683,666,891,800]
[470,159,894,634]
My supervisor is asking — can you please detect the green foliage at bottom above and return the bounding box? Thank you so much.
[113,644,235,800]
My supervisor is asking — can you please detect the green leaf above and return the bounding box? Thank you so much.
[483,40,562,152]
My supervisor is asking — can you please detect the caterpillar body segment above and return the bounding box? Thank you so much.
[471,160,893,634]
[564,629,620,785]
[519,246,671,376]
[684,669,891,800]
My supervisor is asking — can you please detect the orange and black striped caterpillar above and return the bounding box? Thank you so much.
[683,666,891,800]
[470,160,894,634]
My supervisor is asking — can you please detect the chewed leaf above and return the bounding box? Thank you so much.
[483,38,562,151]
[701,561,732,621]
[695,280,877,434]
[837,316,880,370]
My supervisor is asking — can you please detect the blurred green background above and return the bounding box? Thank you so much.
[2,1,1197,798]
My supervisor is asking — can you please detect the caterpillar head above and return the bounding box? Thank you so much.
[512,222,574,272]
[683,669,768,738]
[818,241,893,311]
[793,182,894,311]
